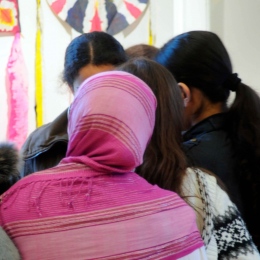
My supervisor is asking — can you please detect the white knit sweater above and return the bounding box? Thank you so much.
[182,167,260,260]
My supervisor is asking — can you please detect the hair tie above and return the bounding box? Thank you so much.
[223,73,241,92]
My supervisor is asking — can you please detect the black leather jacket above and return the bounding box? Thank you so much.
[182,113,242,211]
[21,109,69,177]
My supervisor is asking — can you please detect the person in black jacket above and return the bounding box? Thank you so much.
[155,30,260,248]
[21,31,127,177]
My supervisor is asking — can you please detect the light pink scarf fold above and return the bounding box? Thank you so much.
[62,71,156,174]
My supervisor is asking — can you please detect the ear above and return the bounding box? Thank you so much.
[178,82,191,107]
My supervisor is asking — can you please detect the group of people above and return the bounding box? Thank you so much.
[1,30,260,260]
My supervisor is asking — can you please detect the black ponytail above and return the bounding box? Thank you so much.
[226,82,260,246]
[156,30,260,246]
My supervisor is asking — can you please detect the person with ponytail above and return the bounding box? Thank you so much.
[155,30,260,248]
[117,57,260,260]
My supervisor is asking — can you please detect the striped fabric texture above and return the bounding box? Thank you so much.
[0,71,204,259]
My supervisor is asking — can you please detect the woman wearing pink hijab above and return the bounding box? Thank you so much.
[0,71,206,259]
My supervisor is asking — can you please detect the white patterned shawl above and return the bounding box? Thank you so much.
[182,167,260,260]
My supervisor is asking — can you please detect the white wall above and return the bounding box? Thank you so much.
[210,0,260,92]
[224,0,260,92]
[1,0,259,144]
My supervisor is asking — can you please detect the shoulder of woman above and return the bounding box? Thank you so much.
[185,167,217,188]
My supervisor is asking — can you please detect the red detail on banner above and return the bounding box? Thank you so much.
[124,1,141,19]
[50,0,66,14]
[1,8,12,23]
[90,6,102,32]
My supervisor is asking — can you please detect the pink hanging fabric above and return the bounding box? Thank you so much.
[6,33,29,149]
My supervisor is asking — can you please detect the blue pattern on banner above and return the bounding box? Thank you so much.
[66,0,89,33]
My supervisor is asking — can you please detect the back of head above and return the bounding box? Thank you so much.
[155,31,233,103]
[64,70,156,173]
[117,58,184,137]
[125,44,159,60]
[0,142,21,194]
[116,58,187,193]
[63,31,127,87]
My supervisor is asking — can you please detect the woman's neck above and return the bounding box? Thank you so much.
[191,101,224,126]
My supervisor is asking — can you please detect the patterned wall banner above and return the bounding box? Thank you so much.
[0,0,20,33]
[46,0,148,35]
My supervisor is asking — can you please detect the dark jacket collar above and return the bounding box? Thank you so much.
[183,113,226,141]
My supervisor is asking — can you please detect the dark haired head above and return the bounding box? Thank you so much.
[155,31,234,103]
[63,31,127,88]
[125,44,159,60]
[0,142,21,194]
[117,58,187,194]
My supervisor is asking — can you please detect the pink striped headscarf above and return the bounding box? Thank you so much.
[63,71,156,174]
[0,71,205,259]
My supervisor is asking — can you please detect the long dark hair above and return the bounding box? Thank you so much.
[117,58,187,195]
[155,30,260,245]
[62,31,127,88]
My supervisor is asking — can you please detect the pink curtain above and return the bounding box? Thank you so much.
[6,33,29,149]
